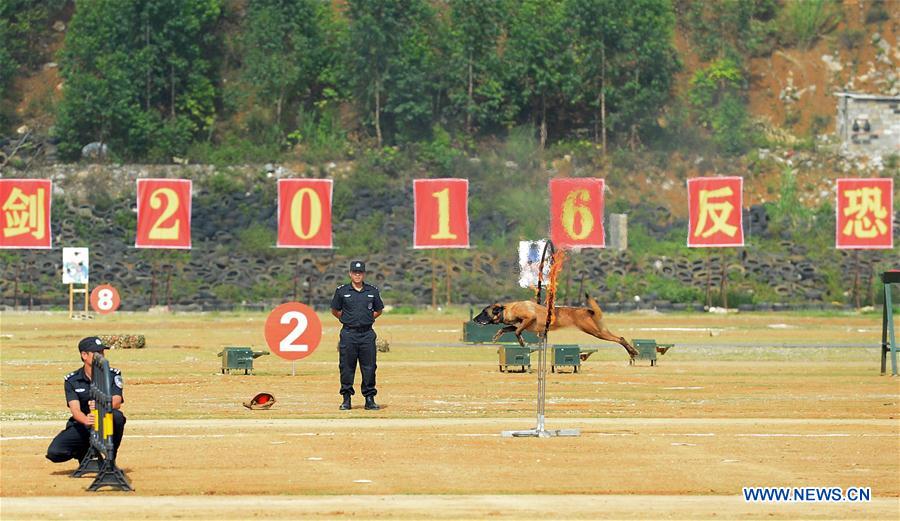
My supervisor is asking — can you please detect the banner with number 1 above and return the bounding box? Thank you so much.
[413,179,469,249]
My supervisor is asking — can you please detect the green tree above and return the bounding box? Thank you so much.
[568,0,680,151]
[680,0,778,61]
[446,0,509,135]
[55,0,221,161]
[346,0,437,146]
[0,0,67,131]
[506,0,573,149]
[688,58,750,154]
[240,0,332,129]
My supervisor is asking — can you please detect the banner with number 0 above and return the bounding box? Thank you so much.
[135,179,192,249]
[549,178,605,249]
[413,178,469,249]
[277,179,333,248]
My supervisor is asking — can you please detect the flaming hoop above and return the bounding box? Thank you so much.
[503,240,580,438]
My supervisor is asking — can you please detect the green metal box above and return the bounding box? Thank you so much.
[218,347,268,374]
[551,345,581,373]
[463,321,540,344]
[498,345,531,372]
[631,339,673,366]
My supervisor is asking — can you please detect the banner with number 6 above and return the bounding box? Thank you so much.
[550,178,605,249]
[135,179,192,249]
[277,179,333,248]
[413,178,469,249]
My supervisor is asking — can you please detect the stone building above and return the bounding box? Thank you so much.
[835,92,900,159]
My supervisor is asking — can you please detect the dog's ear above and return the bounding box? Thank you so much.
[492,305,503,316]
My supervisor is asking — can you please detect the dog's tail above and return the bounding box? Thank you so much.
[584,292,604,322]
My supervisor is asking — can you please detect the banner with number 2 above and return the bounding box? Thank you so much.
[135,179,192,249]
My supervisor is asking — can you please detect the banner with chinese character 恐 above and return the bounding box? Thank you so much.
[413,179,469,248]
[687,177,744,247]
[836,178,893,249]
[277,179,333,248]
[0,179,51,249]
[549,178,605,249]
[135,179,192,249]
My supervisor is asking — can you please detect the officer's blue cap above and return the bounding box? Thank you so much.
[349,260,366,272]
[78,336,110,353]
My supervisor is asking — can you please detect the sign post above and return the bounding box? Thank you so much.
[63,247,90,319]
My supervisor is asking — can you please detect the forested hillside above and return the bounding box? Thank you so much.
[2,0,895,163]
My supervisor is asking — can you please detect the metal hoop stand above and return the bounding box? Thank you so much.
[502,240,580,438]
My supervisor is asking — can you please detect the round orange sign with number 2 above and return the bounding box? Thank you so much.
[264,302,323,361]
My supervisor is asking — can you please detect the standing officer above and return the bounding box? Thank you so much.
[331,260,385,410]
[46,336,126,464]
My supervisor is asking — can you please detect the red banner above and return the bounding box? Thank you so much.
[277,179,333,248]
[135,179,192,249]
[414,179,469,248]
[0,179,52,249]
[549,178,605,249]
[687,177,744,247]
[836,178,893,249]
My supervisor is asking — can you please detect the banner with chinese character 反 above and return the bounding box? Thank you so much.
[0,179,51,249]
[135,179,192,249]
[277,179,333,248]
[413,178,469,248]
[549,178,605,249]
[836,178,893,249]
[687,177,744,247]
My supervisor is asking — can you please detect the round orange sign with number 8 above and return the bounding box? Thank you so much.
[90,284,121,314]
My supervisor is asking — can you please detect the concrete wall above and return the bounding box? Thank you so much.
[837,95,900,159]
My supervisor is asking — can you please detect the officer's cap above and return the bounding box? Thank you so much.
[78,336,110,353]
[349,260,366,272]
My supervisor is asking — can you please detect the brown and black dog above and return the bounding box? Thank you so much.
[473,292,639,360]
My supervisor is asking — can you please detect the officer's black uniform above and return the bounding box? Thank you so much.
[331,262,384,405]
[46,338,126,464]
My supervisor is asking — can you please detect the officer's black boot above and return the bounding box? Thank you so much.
[364,396,380,410]
[340,395,351,410]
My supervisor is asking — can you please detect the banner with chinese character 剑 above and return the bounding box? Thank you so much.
[135,179,192,249]
[277,179,333,248]
[687,177,744,247]
[549,178,605,249]
[413,179,469,248]
[835,178,893,249]
[0,179,52,249]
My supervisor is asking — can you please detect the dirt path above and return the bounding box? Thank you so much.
[3,494,898,520]
[1,311,898,519]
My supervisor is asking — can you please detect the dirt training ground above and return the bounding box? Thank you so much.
[1,309,898,519]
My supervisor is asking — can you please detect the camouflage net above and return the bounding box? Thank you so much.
[98,334,146,349]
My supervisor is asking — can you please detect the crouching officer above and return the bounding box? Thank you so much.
[46,336,126,464]
[331,260,385,410]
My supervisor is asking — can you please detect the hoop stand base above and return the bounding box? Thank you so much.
[502,428,580,438]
